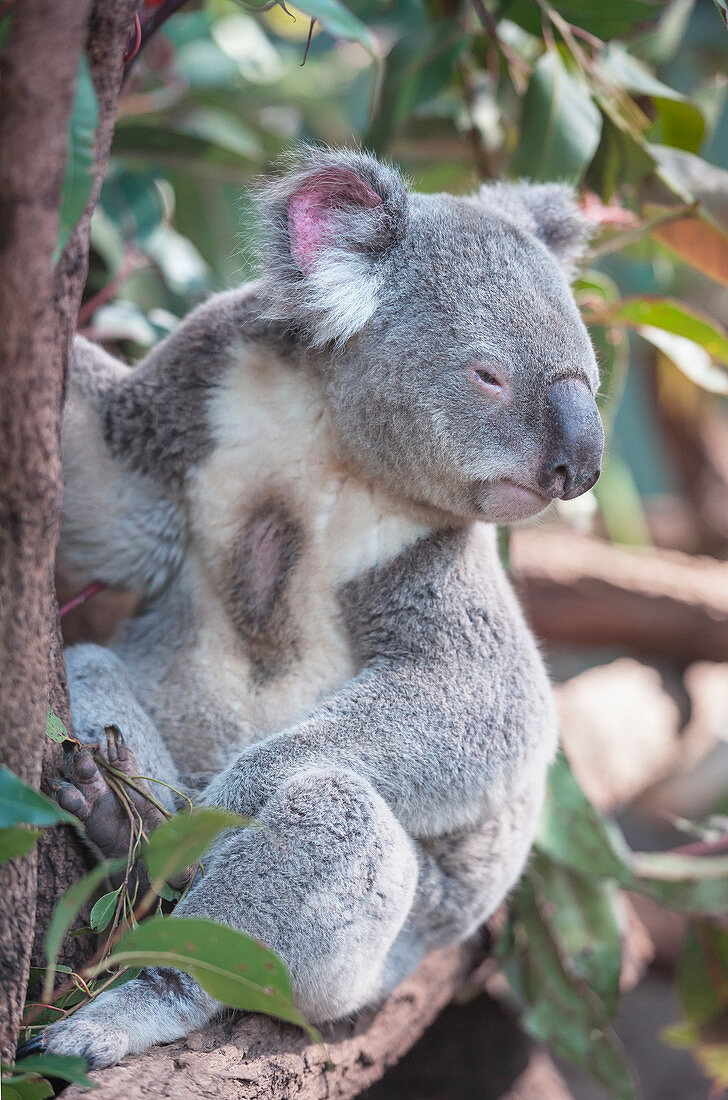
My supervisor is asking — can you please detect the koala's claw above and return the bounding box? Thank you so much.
[37,1017,130,1069]
[16,1034,45,1058]
[46,728,167,861]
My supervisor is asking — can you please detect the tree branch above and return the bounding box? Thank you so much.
[512,528,728,666]
[60,942,482,1100]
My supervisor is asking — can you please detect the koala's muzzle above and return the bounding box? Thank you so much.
[537,377,604,501]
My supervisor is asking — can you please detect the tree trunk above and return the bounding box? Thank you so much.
[0,0,136,1058]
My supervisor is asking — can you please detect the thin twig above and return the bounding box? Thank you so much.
[77,248,141,326]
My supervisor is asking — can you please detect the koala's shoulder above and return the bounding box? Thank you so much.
[340,524,540,671]
[100,283,304,488]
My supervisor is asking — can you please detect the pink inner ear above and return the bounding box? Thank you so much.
[287,169,383,273]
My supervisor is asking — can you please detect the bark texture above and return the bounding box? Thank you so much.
[61,943,481,1100]
[31,0,139,983]
[0,0,91,1058]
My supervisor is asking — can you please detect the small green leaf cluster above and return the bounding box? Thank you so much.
[2,767,315,1095]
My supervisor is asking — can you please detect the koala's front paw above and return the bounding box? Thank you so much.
[45,725,167,860]
[21,1017,131,1070]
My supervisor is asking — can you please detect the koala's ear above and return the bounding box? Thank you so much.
[476,181,592,279]
[258,148,409,346]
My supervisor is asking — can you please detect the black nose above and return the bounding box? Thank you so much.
[537,377,604,500]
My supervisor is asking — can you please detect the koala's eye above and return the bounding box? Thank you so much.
[475,368,500,388]
[470,364,507,396]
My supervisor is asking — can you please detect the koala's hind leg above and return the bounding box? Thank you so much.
[39,767,418,1067]
[50,644,182,860]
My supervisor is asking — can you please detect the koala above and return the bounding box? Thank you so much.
[35,149,603,1069]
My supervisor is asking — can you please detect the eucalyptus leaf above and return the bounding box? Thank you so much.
[143,807,248,889]
[3,1080,54,1100]
[0,768,76,829]
[599,43,705,153]
[45,709,68,745]
[650,144,728,232]
[639,326,728,394]
[294,0,374,52]
[89,888,122,933]
[512,51,601,184]
[499,0,663,40]
[529,852,623,1019]
[0,827,42,863]
[95,916,318,1037]
[12,1053,96,1088]
[43,859,125,1001]
[365,23,469,152]
[503,875,638,1100]
[594,296,728,365]
[650,209,728,288]
[56,55,98,260]
[99,168,165,246]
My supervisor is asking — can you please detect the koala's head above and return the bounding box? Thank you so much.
[260,149,604,523]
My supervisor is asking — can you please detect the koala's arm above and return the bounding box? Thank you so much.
[204,529,557,838]
[59,337,186,596]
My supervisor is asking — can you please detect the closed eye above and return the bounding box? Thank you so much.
[470,364,507,395]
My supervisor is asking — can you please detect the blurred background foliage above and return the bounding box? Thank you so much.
[65,0,728,1096]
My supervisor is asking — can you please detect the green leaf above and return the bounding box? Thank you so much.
[12,1053,96,1088]
[143,225,210,297]
[0,827,41,863]
[512,51,601,184]
[99,168,165,246]
[502,874,638,1099]
[56,54,98,260]
[598,43,705,153]
[542,755,728,915]
[112,122,257,183]
[143,807,247,889]
[499,0,663,40]
[44,859,125,1001]
[0,767,76,829]
[365,23,469,152]
[89,888,122,933]
[639,326,728,394]
[45,708,68,744]
[537,753,634,882]
[2,1080,54,1100]
[95,916,318,1038]
[294,0,374,52]
[586,114,655,200]
[678,923,728,1026]
[594,297,728,364]
[529,852,623,1019]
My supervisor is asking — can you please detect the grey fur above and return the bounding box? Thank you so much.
[43,149,601,1067]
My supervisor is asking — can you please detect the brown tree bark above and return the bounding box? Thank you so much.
[0,0,136,1059]
[0,0,92,1059]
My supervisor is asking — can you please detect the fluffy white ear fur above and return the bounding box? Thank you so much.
[476,180,592,279]
[258,149,408,346]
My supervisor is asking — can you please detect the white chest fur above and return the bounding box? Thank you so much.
[148,344,432,776]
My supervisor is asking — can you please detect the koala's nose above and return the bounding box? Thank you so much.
[537,377,604,500]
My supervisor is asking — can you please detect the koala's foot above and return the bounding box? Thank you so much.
[46,725,168,861]
[26,971,216,1069]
